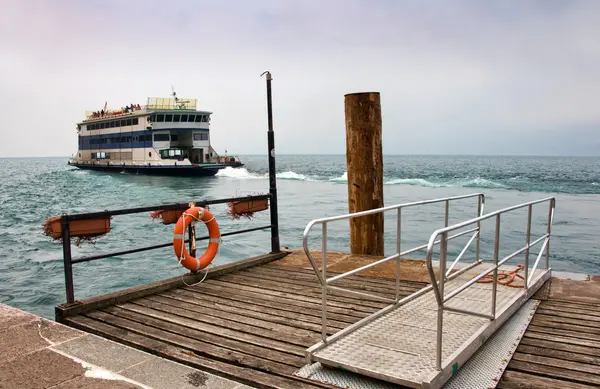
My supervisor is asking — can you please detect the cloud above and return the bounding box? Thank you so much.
[1,0,599,157]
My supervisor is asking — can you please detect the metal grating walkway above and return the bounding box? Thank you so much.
[310,264,551,389]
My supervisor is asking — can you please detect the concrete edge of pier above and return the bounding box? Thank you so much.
[0,303,253,389]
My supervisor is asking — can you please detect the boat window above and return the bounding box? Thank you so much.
[133,118,138,125]
[171,134,178,141]
[120,119,127,126]
[173,115,180,123]
[165,114,173,122]
[157,114,164,122]
[126,119,132,126]
[188,115,195,122]
[181,114,188,122]
[195,115,202,122]
[153,134,170,141]
[202,115,209,122]
[193,133,208,141]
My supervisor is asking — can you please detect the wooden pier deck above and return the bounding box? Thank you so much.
[56,251,428,389]
[497,278,600,389]
[56,251,600,389]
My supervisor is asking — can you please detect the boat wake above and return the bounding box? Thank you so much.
[216,167,510,189]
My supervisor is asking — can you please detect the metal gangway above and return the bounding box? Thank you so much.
[302,193,555,389]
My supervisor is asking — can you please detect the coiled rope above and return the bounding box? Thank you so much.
[475,264,525,288]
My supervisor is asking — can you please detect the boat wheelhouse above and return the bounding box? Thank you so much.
[69,95,243,176]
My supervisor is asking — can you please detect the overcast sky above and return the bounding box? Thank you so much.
[1,0,599,157]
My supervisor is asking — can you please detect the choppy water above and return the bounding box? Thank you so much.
[1,155,599,319]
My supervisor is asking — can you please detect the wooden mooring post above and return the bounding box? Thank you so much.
[345,92,384,256]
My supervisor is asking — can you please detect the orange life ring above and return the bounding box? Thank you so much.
[173,207,220,271]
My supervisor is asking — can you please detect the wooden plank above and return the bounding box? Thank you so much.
[219,272,389,310]
[120,299,312,351]
[165,289,348,329]
[498,370,596,389]
[62,315,325,389]
[535,308,600,324]
[55,251,289,320]
[523,331,600,350]
[241,267,424,301]
[264,264,427,289]
[512,353,600,377]
[519,337,600,358]
[188,281,371,320]
[516,344,600,367]
[540,302,600,318]
[531,316,600,335]
[245,265,422,295]
[236,268,397,299]
[106,303,304,356]
[145,294,319,341]
[86,309,300,375]
[533,313,600,330]
[543,299,600,310]
[100,306,304,367]
[183,282,362,324]
[159,289,345,333]
[507,359,600,386]
[527,324,600,342]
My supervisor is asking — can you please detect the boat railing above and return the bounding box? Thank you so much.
[425,196,555,370]
[57,194,277,305]
[302,193,485,342]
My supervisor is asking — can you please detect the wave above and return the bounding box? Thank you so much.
[215,167,315,181]
[214,167,538,190]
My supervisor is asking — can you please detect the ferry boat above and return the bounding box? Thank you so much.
[68,94,243,176]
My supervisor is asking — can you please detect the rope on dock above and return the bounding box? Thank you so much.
[475,264,525,288]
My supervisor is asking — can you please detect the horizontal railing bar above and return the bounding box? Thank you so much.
[428,197,554,239]
[394,226,481,259]
[65,194,271,221]
[71,225,272,264]
[325,226,479,285]
[327,286,396,303]
[326,254,400,284]
[444,306,495,320]
[305,193,483,227]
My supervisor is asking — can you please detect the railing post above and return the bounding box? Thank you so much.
[396,208,401,302]
[444,200,449,227]
[524,204,532,289]
[476,196,482,263]
[262,71,280,254]
[436,231,448,370]
[546,199,553,270]
[61,215,75,304]
[321,222,328,342]
[491,214,500,318]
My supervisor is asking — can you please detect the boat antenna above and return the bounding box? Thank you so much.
[171,86,178,103]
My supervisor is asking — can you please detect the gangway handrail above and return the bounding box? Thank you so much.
[302,193,485,342]
[425,196,555,370]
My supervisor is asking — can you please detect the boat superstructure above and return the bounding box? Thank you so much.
[69,95,243,176]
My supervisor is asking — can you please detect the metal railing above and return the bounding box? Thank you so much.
[59,194,278,304]
[302,193,485,342]
[425,197,555,370]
